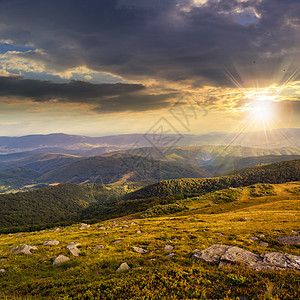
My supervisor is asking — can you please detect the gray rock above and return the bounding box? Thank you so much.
[98,227,106,230]
[112,240,122,244]
[14,244,38,255]
[66,243,81,257]
[164,245,174,251]
[131,222,137,225]
[43,240,60,246]
[276,235,300,245]
[192,245,230,263]
[292,230,299,234]
[55,228,60,232]
[133,246,147,253]
[166,253,176,258]
[0,258,6,262]
[9,246,19,252]
[191,244,300,271]
[259,241,269,248]
[257,234,265,238]
[249,236,259,241]
[52,255,70,266]
[0,269,5,273]
[136,230,142,234]
[244,218,251,220]
[216,233,224,236]
[116,262,130,272]
[80,223,90,230]
[95,245,104,249]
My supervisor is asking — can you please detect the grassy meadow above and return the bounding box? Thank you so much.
[0,182,299,299]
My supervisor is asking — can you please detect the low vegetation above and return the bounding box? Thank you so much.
[0,181,299,299]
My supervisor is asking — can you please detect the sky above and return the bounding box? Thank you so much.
[0,0,300,137]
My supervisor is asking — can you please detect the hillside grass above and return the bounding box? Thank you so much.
[0,182,299,299]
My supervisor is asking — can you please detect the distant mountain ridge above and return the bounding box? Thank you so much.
[0,128,299,155]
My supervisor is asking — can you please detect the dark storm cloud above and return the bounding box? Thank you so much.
[0,76,175,113]
[0,0,300,86]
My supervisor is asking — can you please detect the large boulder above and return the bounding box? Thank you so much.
[276,235,300,245]
[13,244,38,255]
[44,240,60,246]
[52,255,70,266]
[191,244,300,271]
[116,262,130,272]
[66,242,81,257]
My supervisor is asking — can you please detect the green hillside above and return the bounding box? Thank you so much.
[38,154,211,184]
[0,181,299,299]
[125,159,300,199]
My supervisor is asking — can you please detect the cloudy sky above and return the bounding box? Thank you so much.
[0,0,300,136]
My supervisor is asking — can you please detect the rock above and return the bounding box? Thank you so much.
[55,228,60,232]
[249,236,259,241]
[133,246,147,253]
[80,223,90,230]
[244,218,251,221]
[292,230,299,234]
[136,230,142,234]
[257,234,265,238]
[276,235,300,245]
[166,253,176,258]
[164,245,174,251]
[131,222,137,225]
[216,233,224,236]
[9,246,19,252]
[0,258,6,262]
[43,240,60,246]
[0,269,5,273]
[116,262,130,272]
[192,244,230,263]
[95,245,104,249]
[123,225,130,228]
[98,227,106,230]
[112,240,122,244]
[259,241,268,248]
[66,243,81,257]
[191,244,300,271]
[14,244,38,255]
[52,255,70,266]
[69,230,74,232]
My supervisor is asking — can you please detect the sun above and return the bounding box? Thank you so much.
[251,100,273,123]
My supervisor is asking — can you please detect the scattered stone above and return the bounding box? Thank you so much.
[123,225,130,228]
[112,240,122,244]
[9,246,19,252]
[249,236,259,241]
[292,230,299,234]
[148,258,156,261]
[133,246,147,254]
[66,243,81,257]
[259,241,269,248]
[0,269,5,273]
[98,227,106,230]
[43,240,60,246]
[95,245,104,249]
[136,230,142,234]
[216,233,224,237]
[52,255,70,266]
[0,258,7,262]
[116,262,130,272]
[257,234,265,238]
[14,244,38,255]
[80,223,90,230]
[166,253,176,258]
[55,228,60,232]
[244,218,251,221]
[131,222,137,225]
[69,230,74,232]
[191,244,300,271]
[276,235,300,245]
[133,266,143,270]
[164,245,174,251]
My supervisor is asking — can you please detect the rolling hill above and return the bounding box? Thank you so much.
[125,159,300,199]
